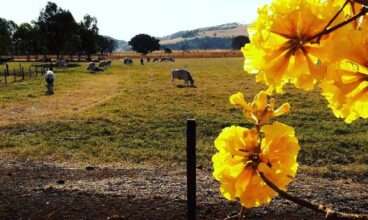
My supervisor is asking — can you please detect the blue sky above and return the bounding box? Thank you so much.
[0,0,271,40]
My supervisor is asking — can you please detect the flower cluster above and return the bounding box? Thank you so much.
[243,0,368,123]
[213,91,300,208]
[229,91,290,125]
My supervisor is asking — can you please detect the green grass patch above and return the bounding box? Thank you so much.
[0,58,367,174]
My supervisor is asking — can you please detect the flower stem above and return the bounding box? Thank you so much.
[353,0,368,6]
[258,171,368,220]
[224,206,246,220]
[239,207,245,220]
[307,7,368,43]
[319,0,350,39]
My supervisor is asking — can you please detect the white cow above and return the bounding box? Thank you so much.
[45,69,55,95]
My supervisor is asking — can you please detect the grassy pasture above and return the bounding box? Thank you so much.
[0,63,87,103]
[0,58,367,175]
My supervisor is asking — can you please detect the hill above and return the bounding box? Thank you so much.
[160,23,248,50]
[113,23,248,51]
[113,39,130,52]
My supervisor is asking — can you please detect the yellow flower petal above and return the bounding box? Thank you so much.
[213,121,300,208]
[229,92,249,109]
[273,103,291,117]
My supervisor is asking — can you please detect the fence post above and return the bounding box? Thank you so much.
[5,64,8,85]
[1,70,4,85]
[13,69,16,82]
[187,119,197,220]
[29,66,32,79]
[21,65,25,81]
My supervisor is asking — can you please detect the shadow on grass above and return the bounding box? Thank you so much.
[176,85,197,89]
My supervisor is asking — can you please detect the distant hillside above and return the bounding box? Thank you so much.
[163,37,233,50]
[114,39,129,52]
[160,23,248,50]
[112,23,248,51]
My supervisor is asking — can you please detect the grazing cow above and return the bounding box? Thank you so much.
[56,59,67,68]
[87,62,103,72]
[99,60,112,68]
[45,68,55,95]
[153,58,160,63]
[123,58,133,65]
[161,57,175,63]
[171,69,195,87]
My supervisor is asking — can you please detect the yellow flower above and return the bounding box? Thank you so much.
[243,0,338,93]
[229,91,290,125]
[212,122,300,208]
[320,27,368,123]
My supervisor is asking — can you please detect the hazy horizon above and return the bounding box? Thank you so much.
[0,0,271,40]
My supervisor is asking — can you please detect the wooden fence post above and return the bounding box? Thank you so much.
[29,66,32,79]
[21,65,25,81]
[13,69,16,82]
[5,64,9,85]
[187,119,197,220]
[1,69,4,85]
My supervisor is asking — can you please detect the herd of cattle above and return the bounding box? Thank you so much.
[86,57,195,87]
[87,60,112,72]
[123,57,175,65]
[1,56,195,87]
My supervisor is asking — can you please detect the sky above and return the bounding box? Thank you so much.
[0,0,271,40]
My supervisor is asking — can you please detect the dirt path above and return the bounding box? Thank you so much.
[0,74,121,126]
[0,159,367,220]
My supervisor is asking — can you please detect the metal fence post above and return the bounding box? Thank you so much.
[187,119,197,220]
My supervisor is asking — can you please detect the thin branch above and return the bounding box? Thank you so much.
[224,214,240,220]
[307,7,368,43]
[224,207,246,220]
[239,207,245,220]
[353,0,368,6]
[258,171,368,220]
[315,0,349,43]
[320,0,350,35]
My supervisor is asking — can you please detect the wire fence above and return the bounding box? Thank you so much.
[0,64,48,86]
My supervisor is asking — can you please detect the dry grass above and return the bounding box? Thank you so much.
[0,58,367,176]
[112,50,242,59]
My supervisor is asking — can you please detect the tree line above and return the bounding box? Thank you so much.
[0,1,116,60]
[128,34,249,55]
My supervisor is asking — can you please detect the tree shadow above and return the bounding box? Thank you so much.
[0,160,356,220]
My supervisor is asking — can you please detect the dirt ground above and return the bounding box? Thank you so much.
[0,159,367,220]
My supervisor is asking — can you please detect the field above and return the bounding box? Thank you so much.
[0,58,367,219]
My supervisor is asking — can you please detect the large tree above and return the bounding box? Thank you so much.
[129,34,160,55]
[0,1,115,59]
[13,23,34,56]
[79,15,99,59]
[36,2,79,57]
[232,35,250,50]
[0,18,17,55]
[97,35,117,55]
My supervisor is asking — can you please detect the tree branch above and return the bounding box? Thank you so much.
[307,7,368,43]
[224,207,246,220]
[319,0,350,38]
[353,0,368,6]
[258,171,368,220]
